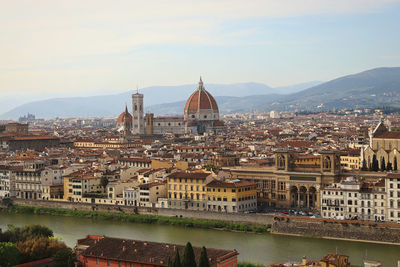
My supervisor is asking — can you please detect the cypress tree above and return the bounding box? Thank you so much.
[361,159,367,171]
[174,250,182,267]
[198,247,210,267]
[380,157,386,171]
[372,155,379,172]
[394,156,398,171]
[168,257,173,267]
[387,161,393,171]
[182,242,196,267]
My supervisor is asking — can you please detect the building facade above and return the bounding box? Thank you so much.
[206,179,257,213]
[167,172,211,210]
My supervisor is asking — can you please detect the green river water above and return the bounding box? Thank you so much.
[0,213,399,266]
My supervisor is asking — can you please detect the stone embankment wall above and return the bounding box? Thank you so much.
[271,216,400,244]
[8,199,274,226]
[5,199,400,244]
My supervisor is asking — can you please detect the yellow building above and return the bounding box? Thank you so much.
[63,171,104,202]
[167,172,212,210]
[206,179,257,213]
[340,155,361,170]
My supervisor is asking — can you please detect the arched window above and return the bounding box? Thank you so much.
[323,156,331,169]
[278,155,285,169]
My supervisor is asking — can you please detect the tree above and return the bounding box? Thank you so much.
[380,157,386,171]
[372,155,379,172]
[182,242,197,267]
[394,156,398,171]
[198,247,210,267]
[387,161,393,171]
[52,248,75,267]
[100,177,109,189]
[1,224,53,243]
[173,250,182,267]
[361,159,367,171]
[0,242,20,267]
[167,257,173,267]
[16,237,67,263]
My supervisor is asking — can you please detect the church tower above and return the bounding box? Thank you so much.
[132,91,144,134]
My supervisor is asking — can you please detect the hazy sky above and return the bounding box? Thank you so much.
[1,0,400,96]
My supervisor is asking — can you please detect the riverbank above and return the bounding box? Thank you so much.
[0,205,271,233]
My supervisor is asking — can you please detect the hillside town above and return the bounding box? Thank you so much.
[1,81,400,226]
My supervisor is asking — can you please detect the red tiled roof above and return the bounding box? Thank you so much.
[79,236,237,267]
[184,80,218,112]
[206,179,256,188]
[375,131,400,139]
[168,172,211,179]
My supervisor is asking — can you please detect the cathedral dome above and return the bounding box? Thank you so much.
[116,106,132,124]
[184,78,219,114]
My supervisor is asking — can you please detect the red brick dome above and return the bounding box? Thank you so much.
[116,106,132,123]
[184,78,218,113]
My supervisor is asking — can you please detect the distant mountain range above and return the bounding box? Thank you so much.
[1,67,400,119]
[0,81,321,119]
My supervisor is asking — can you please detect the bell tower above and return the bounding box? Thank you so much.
[132,91,144,135]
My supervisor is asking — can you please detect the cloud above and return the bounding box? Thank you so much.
[0,0,399,94]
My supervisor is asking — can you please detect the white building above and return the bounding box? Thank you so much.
[0,166,15,198]
[123,187,139,206]
[321,177,386,221]
[386,173,400,222]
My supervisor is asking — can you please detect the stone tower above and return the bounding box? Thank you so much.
[132,92,144,135]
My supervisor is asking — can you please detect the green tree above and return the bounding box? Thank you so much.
[182,242,196,267]
[361,159,367,171]
[16,237,67,263]
[100,177,109,190]
[387,161,393,171]
[167,257,173,267]
[1,224,53,243]
[394,156,398,171]
[380,157,386,171]
[198,247,210,267]
[0,242,20,267]
[173,250,182,267]
[52,248,75,267]
[372,155,379,172]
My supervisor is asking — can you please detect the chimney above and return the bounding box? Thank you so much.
[144,242,147,246]
[123,246,126,252]
[173,245,176,251]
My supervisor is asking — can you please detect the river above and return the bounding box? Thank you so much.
[0,213,399,266]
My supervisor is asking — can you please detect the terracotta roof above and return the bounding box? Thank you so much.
[79,236,237,267]
[375,131,400,139]
[386,173,400,178]
[184,79,218,112]
[206,179,256,188]
[168,171,211,179]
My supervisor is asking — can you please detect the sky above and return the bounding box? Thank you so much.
[1,0,400,103]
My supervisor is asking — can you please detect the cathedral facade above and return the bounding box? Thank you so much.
[363,119,400,170]
[117,78,224,136]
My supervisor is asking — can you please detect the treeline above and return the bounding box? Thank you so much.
[361,155,398,172]
[0,224,74,267]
